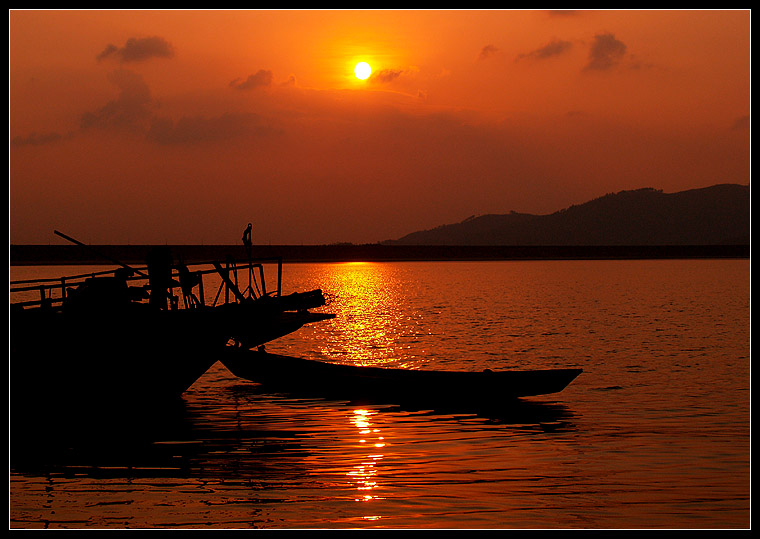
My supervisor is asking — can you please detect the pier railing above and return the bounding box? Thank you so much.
[10,257,283,312]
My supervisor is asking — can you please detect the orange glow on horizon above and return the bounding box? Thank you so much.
[9,10,749,246]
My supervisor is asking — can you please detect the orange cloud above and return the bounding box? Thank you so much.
[96,36,175,63]
[478,44,499,60]
[146,112,278,145]
[80,70,153,132]
[584,33,627,71]
[369,68,405,84]
[10,131,71,146]
[229,69,274,90]
[516,39,573,62]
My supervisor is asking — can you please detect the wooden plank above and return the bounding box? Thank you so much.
[212,261,247,303]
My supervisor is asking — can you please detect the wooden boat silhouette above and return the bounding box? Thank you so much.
[10,233,335,415]
[221,348,583,407]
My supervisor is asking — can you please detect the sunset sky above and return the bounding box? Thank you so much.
[9,10,750,245]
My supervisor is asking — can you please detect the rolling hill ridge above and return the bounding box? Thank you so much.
[384,184,750,246]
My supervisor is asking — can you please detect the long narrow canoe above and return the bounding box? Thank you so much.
[220,348,583,406]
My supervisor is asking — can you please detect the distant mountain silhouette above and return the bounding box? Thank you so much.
[384,184,750,246]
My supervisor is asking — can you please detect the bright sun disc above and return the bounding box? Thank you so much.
[354,62,371,80]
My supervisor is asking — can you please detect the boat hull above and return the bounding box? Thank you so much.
[11,308,216,415]
[9,303,333,416]
[220,349,583,406]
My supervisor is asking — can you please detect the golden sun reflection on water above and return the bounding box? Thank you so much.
[312,262,426,368]
[347,409,386,513]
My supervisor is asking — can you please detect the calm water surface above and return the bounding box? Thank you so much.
[9,259,750,528]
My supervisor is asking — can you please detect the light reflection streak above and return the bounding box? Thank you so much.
[347,409,386,512]
[314,263,422,368]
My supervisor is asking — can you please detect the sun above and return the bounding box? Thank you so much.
[354,62,372,80]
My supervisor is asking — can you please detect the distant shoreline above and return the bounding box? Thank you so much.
[9,244,750,266]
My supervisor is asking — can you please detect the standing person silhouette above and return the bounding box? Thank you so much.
[241,222,259,298]
[242,223,253,260]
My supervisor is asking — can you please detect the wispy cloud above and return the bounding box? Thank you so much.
[10,131,71,147]
[97,36,175,63]
[584,33,627,71]
[229,69,274,90]
[146,112,278,145]
[516,39,573,62]
[80,70,153,132]
[478,44,499,60]
[369,68,405,84]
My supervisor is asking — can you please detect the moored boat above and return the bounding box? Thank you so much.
[10,232,335,417]
[220,348,583,407]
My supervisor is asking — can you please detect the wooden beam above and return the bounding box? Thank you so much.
[212,262,247,303]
